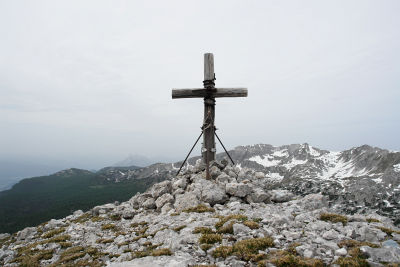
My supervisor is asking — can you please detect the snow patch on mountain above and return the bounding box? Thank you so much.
[282,158,308,169]
[272,149,288,157]
[394,163,400,172]
[248,155,280,167]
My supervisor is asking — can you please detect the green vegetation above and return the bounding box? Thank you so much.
[212,237,274,261]
[199,233,222,244]
[183,204,215,213]
[366,218,380,223]
[42,227,65,238]
[319,213,348,225]
[335,239,380,267]
[101,223,117,231]
[173,225,186,232]
[264,250,325,267]
[376,226,400,236]
[215,214,248,229]
[243,220,260,229]
[193,226,214,234]
[0,168,162,233]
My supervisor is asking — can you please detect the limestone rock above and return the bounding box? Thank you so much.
[151,181,172,198]
[142,198,156,209]
[360,246,400,263]
[174,192,200,211]
[270,190,294,203]
[226,182,251,198]
[155,193,174,210]
[246,187,270,203]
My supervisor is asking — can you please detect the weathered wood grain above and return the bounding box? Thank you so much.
[204,53,214,81]
[172,88,247,99]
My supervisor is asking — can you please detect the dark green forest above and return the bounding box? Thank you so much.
[0,169,161,233]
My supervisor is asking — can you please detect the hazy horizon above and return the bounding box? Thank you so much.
[1,0,399,171]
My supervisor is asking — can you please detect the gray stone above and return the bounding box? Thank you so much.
[151,181,172,198]
[210,166,222,179]
[270,190,294,203]
[233,223,251,235]
[142,198,156,209]
[108,252,195,267]
[172,178,187,191]
[129,193,152,209]
[0,233,10,240]
[358,226,387,242]
[226,182,251,198]
[383,239,400,248]
[161,203,174,214]
[155,193,174,210]
[174,192,200,211]
[246,188,270,203]
[360,246,400,263]
[322,229,339,240]
[216,173,230,184]
[254,171,265,179]
[335,247,347,256]
[16,227,37,241]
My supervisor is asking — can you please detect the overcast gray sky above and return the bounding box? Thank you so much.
[0,0,399,169]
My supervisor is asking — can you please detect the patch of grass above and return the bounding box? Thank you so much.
[133,250,149,258]
[59,246,86,262]
[335,255,369,267]
[199,233,222,244]
[215,214,248,230]
[71,213,91,224]
[47,234,70,243]
[376,226,400,236]
[212,245,233,258]
[133,247,172,258]
[212,237,274,261]
[42,227,65,238]
[200,244,213,251]
[193,227,215,234]
[338,239,380,249]
[101,223,117,231]
[266,250,325,267]
[131,221,148,227]
[96,238,114,244]
[109,214,122,221]
[243,220,260,229]
[366,218,380,223]
[59,242,72,248]
[136,226,149,235]
[173,225,186,232]
[287,242,301,255]
[91,216,103,222]
[151,248,172,256]
[192,265,218,267]
[13,248,54,267]
[183,204,215,213]
[319,213,348,225]
[217,221,234,234]
[253,218,263,223]
[170,212,180,216]
[118,241,129,247]
[335,239,378,267]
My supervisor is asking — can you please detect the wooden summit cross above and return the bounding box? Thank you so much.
[172,53,248,178]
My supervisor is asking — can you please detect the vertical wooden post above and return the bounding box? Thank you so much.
[202,53,216,179]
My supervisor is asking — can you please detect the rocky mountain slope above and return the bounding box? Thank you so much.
[104,143,400,224]
[1,160,399,266]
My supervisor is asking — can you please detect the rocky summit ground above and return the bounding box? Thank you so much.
[1,160,400,266]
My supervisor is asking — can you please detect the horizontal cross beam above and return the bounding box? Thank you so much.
[172,88,248,99]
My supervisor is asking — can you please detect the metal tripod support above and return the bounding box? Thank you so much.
[176,128,235,176]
